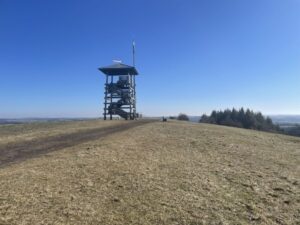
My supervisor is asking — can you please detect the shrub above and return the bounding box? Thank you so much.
[177,113,189,121]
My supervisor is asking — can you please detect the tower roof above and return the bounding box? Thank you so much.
[99,63,138,75]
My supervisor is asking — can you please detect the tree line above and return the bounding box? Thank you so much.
[172,109,300,137]
[199,108,281,132]
[173,108,282,133]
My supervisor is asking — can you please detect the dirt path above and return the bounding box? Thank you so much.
[0,120,154,168]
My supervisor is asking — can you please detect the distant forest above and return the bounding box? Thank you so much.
[167,111,300,137]
[281,125,300,137]
[199,108,281,133]
[193,108,300,137]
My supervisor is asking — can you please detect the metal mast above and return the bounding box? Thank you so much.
[132,40,136,67]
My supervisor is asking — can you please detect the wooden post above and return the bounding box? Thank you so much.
[133,75,136,119]
[110,75,113,120]
[104,75,108,120]
[129,74,132,119]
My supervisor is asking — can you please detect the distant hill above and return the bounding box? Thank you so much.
[187,116,201,123]
[0,118,95,125]
[269,115,300,125]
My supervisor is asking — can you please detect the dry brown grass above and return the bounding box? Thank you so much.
[0,120,299,225]
[0,120,127,145]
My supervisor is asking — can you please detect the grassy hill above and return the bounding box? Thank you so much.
[0,120,299,225]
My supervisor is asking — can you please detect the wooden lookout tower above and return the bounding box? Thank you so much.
[98,62,138,120]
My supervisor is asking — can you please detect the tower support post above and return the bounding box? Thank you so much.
[133,75,136,119]
[129,74,132,119]
[104,75,108,120]
[110,75,113,120]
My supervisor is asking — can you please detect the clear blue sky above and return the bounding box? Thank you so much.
[0,0,299,118]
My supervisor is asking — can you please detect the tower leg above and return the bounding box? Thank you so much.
[104,75,108,120]
[110,75,113,120]
[133,75,136,119]
[129,75,133,120]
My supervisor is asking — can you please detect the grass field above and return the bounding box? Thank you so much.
[0,120,299,225]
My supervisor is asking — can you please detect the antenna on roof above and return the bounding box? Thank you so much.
[132,40,136,67]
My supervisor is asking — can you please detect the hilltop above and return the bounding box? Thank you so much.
[0,120,299,225]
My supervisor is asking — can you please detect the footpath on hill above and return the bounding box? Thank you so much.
[0,120,153,168]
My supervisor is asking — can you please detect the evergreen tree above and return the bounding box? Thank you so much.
[199,108,280,133]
